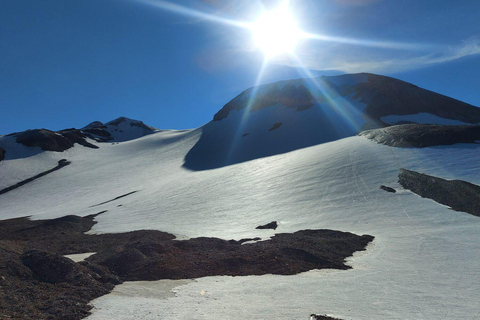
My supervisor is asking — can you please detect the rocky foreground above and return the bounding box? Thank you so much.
[0,212,373,319]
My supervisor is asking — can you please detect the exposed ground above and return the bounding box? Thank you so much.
[360,124,480,148]
[0,213,372,319]
[399,168,480,217]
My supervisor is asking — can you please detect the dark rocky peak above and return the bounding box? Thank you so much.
[82,121,106,129]
[106,116,157,131]
[15,129,97,152]
[212,73,480,126]
[349,74,480,126]
[81,117,158,142]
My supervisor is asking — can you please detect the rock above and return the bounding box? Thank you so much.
[15,128,98,152]
[398,169,480,217]
[100,248,148,277]
[310,314,343,320]
[360,124,480,148]
[21,250,83,284]
[16,129,74,151]
[58,128,98,149]
[256,221,278,230]
[380,185,396,193]
[268,123,283,131]
[0,146,5,161]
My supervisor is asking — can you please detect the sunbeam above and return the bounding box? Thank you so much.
[302,32,431,51]
[225,58,269,165]
[135,0,426,59]
[289,53,371,133]
[249,0,303,58]
[136,0,250,29]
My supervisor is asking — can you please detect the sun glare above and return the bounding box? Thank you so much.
[250,1,303,58]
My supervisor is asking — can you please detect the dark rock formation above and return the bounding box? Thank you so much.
[21,250,97,285]
[81,122,113,142]
[256,221,278,230]
[351,74,480,126]
[15,129,98,152]
[359,124,480,148]
[310,314,343,320]
[0,146,5,161]
[91,229,373,281]
[0,243,113,320]
[57,129,98,149]
[0,213,373,318]
[268,122,283,131]
[380,185,396,193]
[16,129,74,151]
[399,169,480,217]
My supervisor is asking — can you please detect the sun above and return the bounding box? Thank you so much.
[249,1,303,58]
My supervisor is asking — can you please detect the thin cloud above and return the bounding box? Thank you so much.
[334,0,383,6]
[278,38,480,74]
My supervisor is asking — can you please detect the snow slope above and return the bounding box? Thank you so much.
[0,129,479,320]
[1,73,480,319]
[184,73,480,169]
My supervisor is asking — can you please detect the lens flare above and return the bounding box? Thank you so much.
[249,1,303,58]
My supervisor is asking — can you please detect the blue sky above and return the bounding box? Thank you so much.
[1,0,479,134]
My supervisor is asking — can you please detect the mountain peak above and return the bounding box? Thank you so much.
[184,72,480,170]
[81,117,158,143]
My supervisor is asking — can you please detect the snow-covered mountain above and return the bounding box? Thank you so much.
[1,73,480,320]
[185,73,480,169]
[0,117,158,162]
[82,117,159,142]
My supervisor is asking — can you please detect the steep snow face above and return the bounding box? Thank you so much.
[184,73,480,170]
[185,76,369,170]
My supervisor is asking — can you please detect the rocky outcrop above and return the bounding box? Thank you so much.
[0,146,5,161]
[268,122,283,131]
[399,169,480,217]
[21,250,101,285]
[91,229,373,280]
[0,213,373,318]
[310,314,343,320]
[360,124,480,148]
[352,74,480,126]
[15,129,98,152]
[256,221,278,230]
[82,117,157,142]
[380,185,396,193]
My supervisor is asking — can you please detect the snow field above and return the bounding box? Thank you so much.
[1,130,480,319]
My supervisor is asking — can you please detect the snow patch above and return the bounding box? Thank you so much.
[381,113,474,125]
[64,252,96,262]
